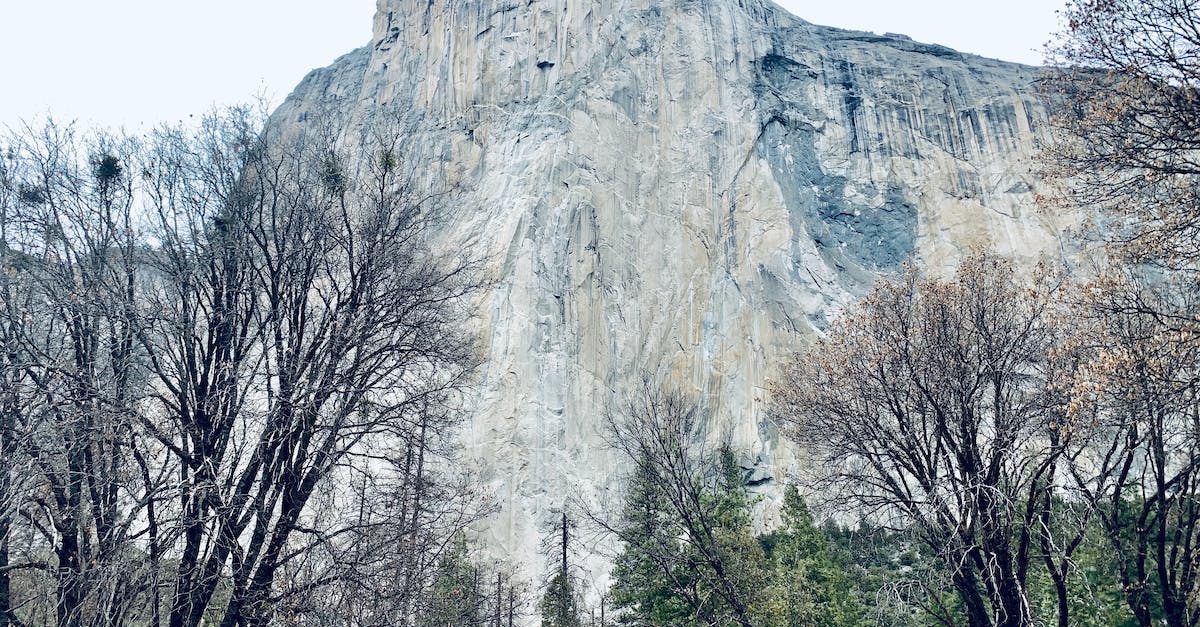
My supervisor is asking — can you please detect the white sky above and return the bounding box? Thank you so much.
[0,1,1064,130]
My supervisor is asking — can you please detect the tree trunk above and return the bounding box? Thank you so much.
[994,569,1034,627]
[953,564,993,627]
[0,436,9,627]
[1045,560,1069,627]
[56,540,84,627]
[0,508,9,627]
[984,543,1034,627]
[495,573,502,627]
[168,502,208,627]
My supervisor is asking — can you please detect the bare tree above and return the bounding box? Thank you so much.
[132,108,483,627]
[278,428,498,626]
[0,133,33,627]
[0,104,505,627]
[0,121,159,627]
[1045,4,1200,624]
[771,254,1073,627]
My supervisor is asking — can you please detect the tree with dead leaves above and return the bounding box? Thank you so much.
[771,254,1074,627]
[1046,0,1200,269]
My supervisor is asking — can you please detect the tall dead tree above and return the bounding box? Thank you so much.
[540,510,581,627]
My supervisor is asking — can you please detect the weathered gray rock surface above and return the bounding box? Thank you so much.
[273,0,1073,574]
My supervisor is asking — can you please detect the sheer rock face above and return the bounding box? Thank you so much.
[274,0,1070,567]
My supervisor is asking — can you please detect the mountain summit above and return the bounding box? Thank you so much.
[274,0,1069,565]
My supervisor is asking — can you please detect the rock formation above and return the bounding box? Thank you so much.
[272,0,1073,574]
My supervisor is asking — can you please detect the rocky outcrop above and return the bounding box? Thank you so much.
[273,0,1073,573]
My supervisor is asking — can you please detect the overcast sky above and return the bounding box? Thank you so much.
[0,1,1064,130]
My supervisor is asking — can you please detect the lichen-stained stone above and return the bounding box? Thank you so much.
[272,0,1075,580]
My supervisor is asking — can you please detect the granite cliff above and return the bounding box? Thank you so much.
[271,0,1072,572]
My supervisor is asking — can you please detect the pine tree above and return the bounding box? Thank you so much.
[609,455,693,625]
[540,571,581,627]
[421,535,488,626]
[608,443,770,625]
[703,446,771,625]
[540,512,581,627]
[761,486,861,626]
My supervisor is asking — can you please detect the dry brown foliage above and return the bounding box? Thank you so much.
[771,253,1070,627]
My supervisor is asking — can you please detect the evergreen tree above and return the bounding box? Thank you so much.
[540,512,581,627]
[827,520,958,626]
[704,447,772,624]
[420,535,488,626]
[609,455,694,625]
[540,571,581,627]
[606,440,770,625]
[760,486,861,626]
